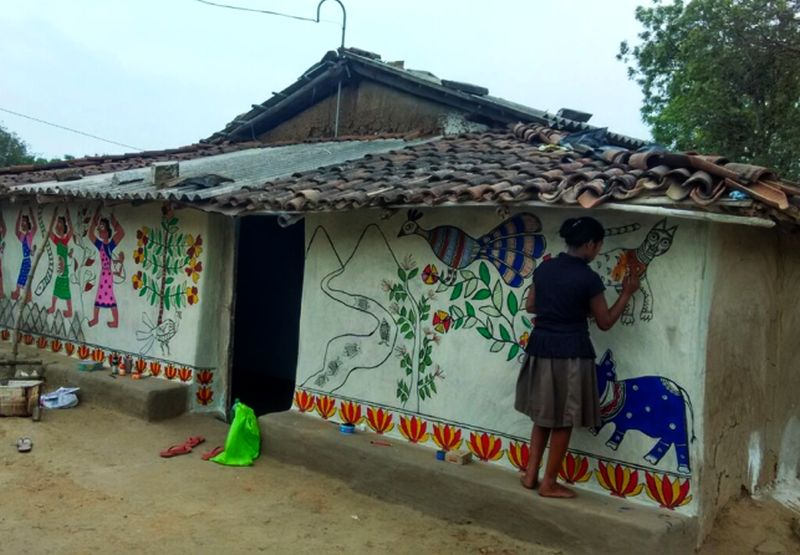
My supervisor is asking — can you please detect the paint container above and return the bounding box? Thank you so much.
[339,423,355,435]
[436,450,446,461]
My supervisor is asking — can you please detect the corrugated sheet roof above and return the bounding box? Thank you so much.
[4,138,420,204]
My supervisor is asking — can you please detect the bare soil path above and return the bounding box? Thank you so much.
[0,406,553,555]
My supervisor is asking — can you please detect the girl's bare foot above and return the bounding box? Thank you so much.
[47,306,56,314]
[520,474,538,490]
[107,321,118,328]
[538,482,576,499]
[88,318,98,327]
[63,309,72,319]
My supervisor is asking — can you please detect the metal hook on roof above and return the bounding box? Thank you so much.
[316,0,346,49]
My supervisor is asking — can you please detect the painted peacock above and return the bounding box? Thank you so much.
[397,210,546,287]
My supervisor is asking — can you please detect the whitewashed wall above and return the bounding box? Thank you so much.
[0,201,231,413]
[295,207,709,514]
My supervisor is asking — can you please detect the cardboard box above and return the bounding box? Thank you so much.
[445,450,472,465]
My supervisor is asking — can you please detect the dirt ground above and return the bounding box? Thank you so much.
[2,405,799,554]
[699,495,800,554]
[0,406,553,555]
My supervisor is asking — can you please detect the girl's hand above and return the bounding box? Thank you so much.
[621,271,640,296]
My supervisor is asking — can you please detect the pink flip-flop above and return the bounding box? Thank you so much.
[159,443,192,458]
[201,446,224,461]
[184,436,205,448]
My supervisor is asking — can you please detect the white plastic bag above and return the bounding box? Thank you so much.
[40,387,80,409]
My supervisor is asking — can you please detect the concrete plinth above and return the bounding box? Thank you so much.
[261,410,698,555]
[1,344,188,421]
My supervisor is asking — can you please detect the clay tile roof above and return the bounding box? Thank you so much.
[213,123,800,226]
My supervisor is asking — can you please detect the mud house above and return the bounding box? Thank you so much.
[1,48,798,543]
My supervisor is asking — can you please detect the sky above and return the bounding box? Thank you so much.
[0,0,650,159]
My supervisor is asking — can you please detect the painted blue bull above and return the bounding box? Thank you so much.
[591,350,695,474]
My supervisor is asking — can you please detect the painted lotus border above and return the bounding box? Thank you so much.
[1,327,220,411]
[293,386,694,512]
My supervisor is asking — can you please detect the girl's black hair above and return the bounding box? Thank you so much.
[57,216,67,229]
[100,218,111,233]
[558,217,605,247]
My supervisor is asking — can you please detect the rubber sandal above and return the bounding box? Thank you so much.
[159,443,192,458]
[17,437,32,453]
[184,436,205,448]
[201,446,224,461]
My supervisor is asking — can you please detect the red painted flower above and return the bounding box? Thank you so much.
[468,431,504,462]
[178,367,192,382]
[338,400,363,425]
[0,330,9,341]
[366,407,394,434]
[185,234,203,259]
[399,416,429,443]
[164,365,178,380]
[315,395,336,419]
[23,334,34,346]
[595,461,644,498]
[76,345,90,359]
[196,386,214,405]
[518,331,529,348]
[432,310,452,334]
[432,424,463,451]
[185,286,199,305]
[559,453,591,484]
[149,361,162,377]
[37,336,48,349]
[293,390,315,412]
[91,349,106,363]
[421,264,440,285]
[50,339,62,353]
[65,343,75,356]
[506,441,530,471]
[135,358,148,374]
[196,369,214,385]
[645,472,693,509]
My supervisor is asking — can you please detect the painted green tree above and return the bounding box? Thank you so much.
[131,204,203,355]
[428,261,531,362]
[384,255,444,410]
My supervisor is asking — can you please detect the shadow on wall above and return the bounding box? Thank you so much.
[230,215,304,416]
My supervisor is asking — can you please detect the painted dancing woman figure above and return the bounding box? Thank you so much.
[0,211,6,298]
[515,217,639,498]
[87,206,125,328]
[48,207,74,318]
[11,207,37,302]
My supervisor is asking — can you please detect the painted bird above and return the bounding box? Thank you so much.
[397,210,546,287]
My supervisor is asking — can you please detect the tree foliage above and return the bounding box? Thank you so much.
[0,123,71,167]
[619,0,800,179]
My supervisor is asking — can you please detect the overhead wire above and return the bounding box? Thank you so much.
[192,0,336,24]
[0,106,143,151]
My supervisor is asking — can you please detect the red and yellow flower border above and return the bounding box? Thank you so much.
[291,386,694,512]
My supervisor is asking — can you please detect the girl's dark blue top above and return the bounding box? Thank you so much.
[525,253,606,359]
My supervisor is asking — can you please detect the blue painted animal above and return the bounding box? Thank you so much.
[592,350,695,474]
[398,210,546,287]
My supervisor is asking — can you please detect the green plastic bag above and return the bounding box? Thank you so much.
[211,401,261,466]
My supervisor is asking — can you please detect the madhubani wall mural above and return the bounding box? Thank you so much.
[0,202,223,412]
[295,208,704,513]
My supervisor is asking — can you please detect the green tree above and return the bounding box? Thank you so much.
[619,0,800,179]
[0,123,71,166]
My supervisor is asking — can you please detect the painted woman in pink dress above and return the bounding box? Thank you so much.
[87,207,125,328]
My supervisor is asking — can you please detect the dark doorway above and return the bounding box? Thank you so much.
[230,215,304,416]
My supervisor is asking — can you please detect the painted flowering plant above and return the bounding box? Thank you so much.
[425,261,532,362]
[384,255,445,409]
